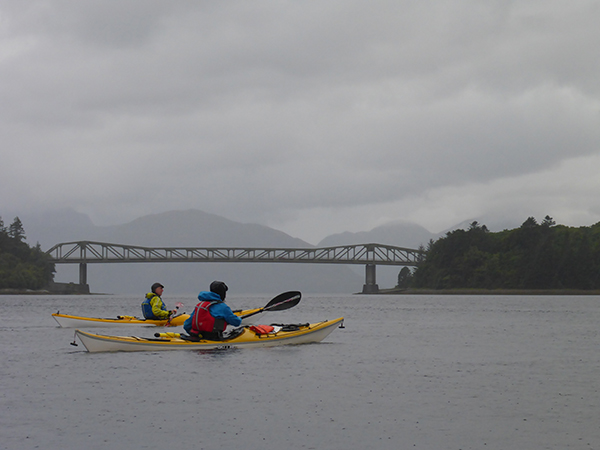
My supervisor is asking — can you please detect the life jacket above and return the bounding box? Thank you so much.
[141,293,165,319]
[190,301,226,335]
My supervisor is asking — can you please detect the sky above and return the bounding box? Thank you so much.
[2,1,600,245]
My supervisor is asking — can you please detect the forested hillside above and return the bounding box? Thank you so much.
[413,216,600,290]
[0,216,55,290]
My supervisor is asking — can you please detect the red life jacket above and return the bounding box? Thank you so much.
[191,301,226,335]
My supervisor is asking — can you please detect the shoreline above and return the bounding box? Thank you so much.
[4,288,600,296]
[0,288,103,295]
[374,288,600,295]
[0,281,92,295]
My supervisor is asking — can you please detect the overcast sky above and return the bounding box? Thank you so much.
[2,1,600,244]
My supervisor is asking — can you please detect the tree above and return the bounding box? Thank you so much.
[0,215,55,290]
[397,267,413,288]
[413,218,600,290]
[521,217,538,229]
[8,217,26,242]
[541,215,556,227]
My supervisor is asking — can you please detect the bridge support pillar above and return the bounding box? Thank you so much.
[362,264,379,294]
[79,263,88,286]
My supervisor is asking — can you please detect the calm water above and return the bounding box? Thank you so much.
[2,293,600,450]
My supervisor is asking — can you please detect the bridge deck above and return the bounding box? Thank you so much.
[46,241,425,266]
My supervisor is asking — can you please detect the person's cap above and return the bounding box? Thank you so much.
[210,281,228,300]
[151,282,164,293]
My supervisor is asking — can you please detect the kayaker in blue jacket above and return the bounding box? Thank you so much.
[184,281,242,340]
[141,283,177,320]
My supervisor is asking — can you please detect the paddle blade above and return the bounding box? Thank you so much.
[240,291,302,320]
[264,291,302,311]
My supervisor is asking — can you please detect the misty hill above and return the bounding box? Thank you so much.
[92,210,312,248]
[317,221,439,288]
[317,221,437,249]
[19,209,362,295]
[19,209,310,249]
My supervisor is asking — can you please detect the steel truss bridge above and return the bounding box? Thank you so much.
[46,241,426,293]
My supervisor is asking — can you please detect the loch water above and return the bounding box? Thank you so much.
[2,293,600,450]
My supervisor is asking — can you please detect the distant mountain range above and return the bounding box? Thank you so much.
[15,208,442,295]
[317,220,438,249]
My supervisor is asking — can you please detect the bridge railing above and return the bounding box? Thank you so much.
[46,241,425,266]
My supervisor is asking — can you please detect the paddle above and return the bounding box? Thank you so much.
[240,291,302,320]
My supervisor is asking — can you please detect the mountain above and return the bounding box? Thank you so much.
[318,221,437,249]
[317,221,439,288]
[437,219,499,237]
[16,208,97,247]
[18,209,362,295]
[16,209,482,294]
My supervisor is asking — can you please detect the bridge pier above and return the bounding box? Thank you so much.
[79,263,90,294]
[362,263,379,294]
[79,263,88,287]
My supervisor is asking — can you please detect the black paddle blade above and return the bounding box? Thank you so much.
[264,291,302,311]
[240,291,302,320]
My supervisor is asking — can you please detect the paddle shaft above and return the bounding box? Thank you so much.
[240,291,301,320]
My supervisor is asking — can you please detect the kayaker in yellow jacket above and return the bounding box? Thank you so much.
[141,283,176,320]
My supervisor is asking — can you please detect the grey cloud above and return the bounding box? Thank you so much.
[1,1,600,242]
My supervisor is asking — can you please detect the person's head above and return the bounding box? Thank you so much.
[151,282,164,295]
[210,281,228,301]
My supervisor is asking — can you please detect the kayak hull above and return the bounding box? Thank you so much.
[53,308,261,328]
[74,317,344,353]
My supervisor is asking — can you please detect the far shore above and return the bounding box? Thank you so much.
[0,288,103,295]
[4,287,600,296]
[0,289,56,295]
[374,288,600,295]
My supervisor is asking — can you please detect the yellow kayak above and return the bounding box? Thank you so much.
[53,291,302,328]
[73,317,344,353]
[52,308,260,328]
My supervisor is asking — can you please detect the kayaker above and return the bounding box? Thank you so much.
[141,283,177,320]
[183,281,242,340]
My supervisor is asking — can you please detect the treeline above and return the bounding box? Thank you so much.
[0,216,55,290]
[408,216,600,290]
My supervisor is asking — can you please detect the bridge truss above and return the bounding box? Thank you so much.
[46,241,426,293]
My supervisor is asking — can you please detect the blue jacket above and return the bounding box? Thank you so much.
[183,291,242,334]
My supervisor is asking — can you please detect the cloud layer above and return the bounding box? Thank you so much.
[2,1,600,244]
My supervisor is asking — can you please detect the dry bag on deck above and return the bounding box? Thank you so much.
[249,325,275,335]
